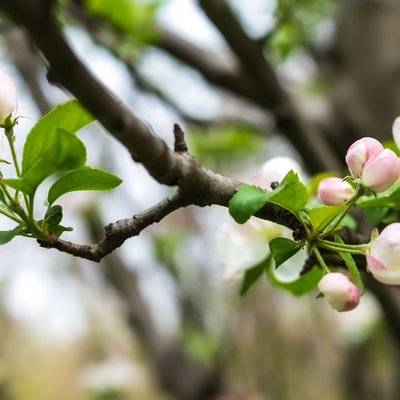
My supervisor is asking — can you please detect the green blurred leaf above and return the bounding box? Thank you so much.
[384,140,400,156]
[45,205,63,227]
[269,237,301,268]
[85,0,162,45]
[357,182,400,209]
[48,168,122,205]
[187,125,266,168]
[0,225,24,245]
[183,328,219,364]
[363,207,388,225]
[240,257,269,296]
[267,0,336,59]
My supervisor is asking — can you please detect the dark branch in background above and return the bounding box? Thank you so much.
[69,0,341,173]
[1,0,305,261]
[67,2,271,130]
[197,0,341,173]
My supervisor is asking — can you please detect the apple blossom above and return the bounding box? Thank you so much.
[345,137,383,178]
[367,223,400,285]
[393,116,400,150]
[318,272,360,312]
[0,71,17,125]
[361,148,400,192]
[317,177,355,205]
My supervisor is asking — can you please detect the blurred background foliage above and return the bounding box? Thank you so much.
[0,0,400,399]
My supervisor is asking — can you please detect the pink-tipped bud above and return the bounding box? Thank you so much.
[318,272,360,312]
[361,149,400,192]
[0,71,17,125]
[345,137,383,178]
[367,223,400,285]
[317,177,355,205]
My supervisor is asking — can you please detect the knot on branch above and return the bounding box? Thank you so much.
[173,123,188,153]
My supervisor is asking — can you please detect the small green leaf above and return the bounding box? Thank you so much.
[47,168,122,205]
[357,183,400,208]
[334,234,364,293]
[309,205,344,231]
[45,205,63,227]
[50,224,73,238]
[267,171,307,215]
[22,100,93,175]
[229,185,269,224]
[0,225,23,244]
[265,257,323,296]
[240,257,269,296]
[268,267,323,296]
[269,237,301,268]
[229,171,307,224]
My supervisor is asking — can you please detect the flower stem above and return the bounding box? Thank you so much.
[313,247,330,274]
[316,238,369,255]
[319,187,364,236]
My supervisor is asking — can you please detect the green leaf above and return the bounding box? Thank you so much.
[269,237,301,268]
[265,256,323,296]
[229,171,307,224]
[267,171,307,215]
[334,234,364,293]
[309,205,344,231]
[357,182,400,208]
[22,100,92,175]
[240,257,269,296]
[45,205,63,227]
[14,128,87,195]
[229,185,269,224]
[3,178,34,194]
[49,224,73,239]
[47,168,122,205]
[0,225,23,245]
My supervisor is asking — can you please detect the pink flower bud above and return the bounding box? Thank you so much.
[345,137,383,178]
[361,149,400,192]
[367,223,400,285]
[0,71,17,124]
[317,177,354,205]
[318,272,360,312]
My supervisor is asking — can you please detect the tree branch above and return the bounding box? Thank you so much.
[1,0,305,262]
[39,190,187,262]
